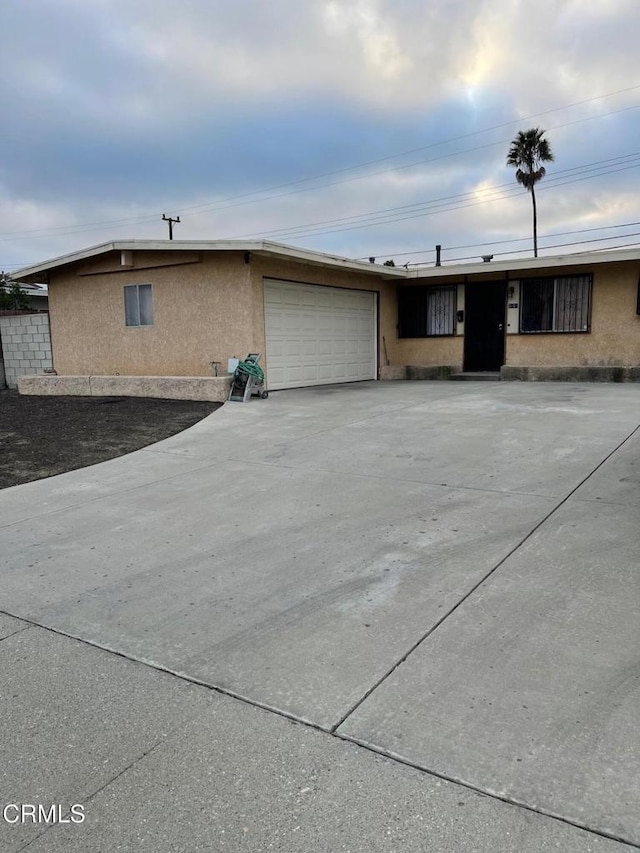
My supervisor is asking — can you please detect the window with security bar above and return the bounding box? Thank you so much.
[520,274,592,333]
[398,286,456,337]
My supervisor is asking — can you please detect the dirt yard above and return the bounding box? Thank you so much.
[0,390,221,489]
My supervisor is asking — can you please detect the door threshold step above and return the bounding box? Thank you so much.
[450,372,501,381]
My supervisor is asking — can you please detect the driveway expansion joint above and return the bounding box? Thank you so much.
[222,455,567,499]
[2,609,638,850]
[336,733,640,850]
[0,457,225,530]
[0,623,33,643]
[12,737,168,853]
[330,419,640,733]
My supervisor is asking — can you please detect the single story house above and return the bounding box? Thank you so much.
[13,240,640,392]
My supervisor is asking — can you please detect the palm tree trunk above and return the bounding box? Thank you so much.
[531,185,538,258]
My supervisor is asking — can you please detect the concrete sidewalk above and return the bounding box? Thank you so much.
[1,381,639,852]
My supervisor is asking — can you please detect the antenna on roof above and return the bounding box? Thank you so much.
[162,214,181,240]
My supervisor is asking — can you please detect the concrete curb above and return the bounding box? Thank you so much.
[17,374,233,402]
[501,365,640,382]
[379,365,456,380]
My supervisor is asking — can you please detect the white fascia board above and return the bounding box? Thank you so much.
[13,238,406,281]
[13,241,121,280]
[12,240,264,280]
[255,241,407,275]
[15,240,638,285]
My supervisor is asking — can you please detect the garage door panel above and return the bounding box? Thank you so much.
[283,290,302,306]
[316,291,336,308]
[317,316,335,332]
[265,280,376,390]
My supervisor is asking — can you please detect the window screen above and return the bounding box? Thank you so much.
[124,284,153,326]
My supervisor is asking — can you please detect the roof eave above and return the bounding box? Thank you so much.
[408,247,640,279]
[12,239,407,281]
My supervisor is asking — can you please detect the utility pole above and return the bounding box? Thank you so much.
[162,214,180,240]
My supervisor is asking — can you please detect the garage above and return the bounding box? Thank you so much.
[263,278,377,390]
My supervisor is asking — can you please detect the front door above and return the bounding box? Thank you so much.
[463,282,506,372]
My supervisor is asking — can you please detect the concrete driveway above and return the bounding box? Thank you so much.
[1,380,639,852]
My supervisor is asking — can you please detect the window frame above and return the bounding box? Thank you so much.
[124,283,154,327]
[398,285,457,338]
[519,274,592,334]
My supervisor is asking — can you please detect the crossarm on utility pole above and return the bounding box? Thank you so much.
[162,214,181,240]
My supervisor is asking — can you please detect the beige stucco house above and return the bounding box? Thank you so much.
[13,240,640,393]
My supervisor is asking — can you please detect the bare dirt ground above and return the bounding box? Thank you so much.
[0,390,220,489]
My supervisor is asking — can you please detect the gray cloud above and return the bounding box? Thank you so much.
[2,0,640,270]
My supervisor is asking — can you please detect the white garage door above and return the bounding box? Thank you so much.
[264,279,377,390]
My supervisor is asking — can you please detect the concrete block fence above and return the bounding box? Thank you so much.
[0,313,52,388]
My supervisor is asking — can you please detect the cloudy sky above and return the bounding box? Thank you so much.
[2,0,640,272]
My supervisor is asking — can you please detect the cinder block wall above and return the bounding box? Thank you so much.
[0,313,52,388]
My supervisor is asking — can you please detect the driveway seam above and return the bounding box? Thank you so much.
[221,455,571,499]
[0,624,33,644]
[1,611,638,851]
[330,421,640,731]
[0,394,474,528]
[336,733,640,850]
[570,496,640,508]
[13,738,168,853]
[0,457,229,530]
[140,396,461,459]
[0,452,562,531]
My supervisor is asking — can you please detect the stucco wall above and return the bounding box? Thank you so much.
[49,252,254,376]
[394,336,463,370]
[46,250,638,380]
[506,263,640,366]
[391,262,640,369]
[47,250,397,381]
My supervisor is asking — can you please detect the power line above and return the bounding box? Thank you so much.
[366,220,640,260]
[288,162,640,242]
[227,153,640,241]
[170,82,640,216]
[230,157,640,242]
[414,233,640,265]
[1,101,638,247]
[1,86,640,243]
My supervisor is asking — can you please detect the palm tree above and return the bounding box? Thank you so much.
[507,128,554,257]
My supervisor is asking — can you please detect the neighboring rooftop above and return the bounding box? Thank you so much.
[1,280,48,296]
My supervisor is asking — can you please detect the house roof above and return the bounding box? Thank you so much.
[406,246,640,279]
[12,239,640,284]
[12,239,407,282]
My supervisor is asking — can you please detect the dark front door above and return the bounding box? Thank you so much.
[463,282,506,372]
